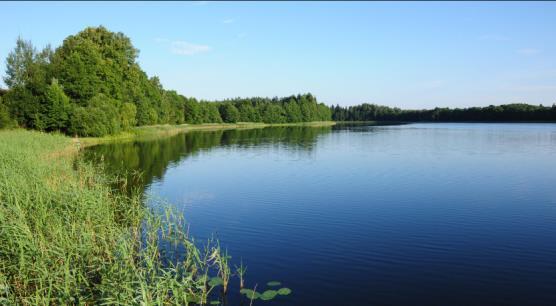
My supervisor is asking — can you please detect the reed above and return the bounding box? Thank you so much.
[0,129,292,304]
[235,259,247,290]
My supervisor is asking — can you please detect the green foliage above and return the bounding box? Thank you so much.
[44,79,71,131]
[213,94,331,124]
[332,103,556,122]
[120,102,137,130]
[219,103,241,123]
[69,94,122,137]
[260,290,278,301]
[277,287,292,295]
[267,281,281,287]
[240,288,261,300]
[237,102,261,122]
[199,102,223,123]
[0,98,16,129]
[0,129,286,304]
[4,27,331,136]
[208,277,224,287]
[184,97,202,123]
[262,103,287,123]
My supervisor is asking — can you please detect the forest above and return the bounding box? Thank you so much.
[1,26,555,137]
[0,26,330,136]
[331,102,556,122]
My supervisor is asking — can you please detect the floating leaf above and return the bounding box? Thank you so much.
[277,287,291,295]
[240,288,260,300]
[186,295,200,303]
[210,301,220,305]
[260,290,278,301]
[208,277,223,287]
[266,281,281,287]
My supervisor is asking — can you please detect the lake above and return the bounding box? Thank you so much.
[84,123,556,306]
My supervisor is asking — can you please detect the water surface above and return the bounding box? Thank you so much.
[85,123,556,305]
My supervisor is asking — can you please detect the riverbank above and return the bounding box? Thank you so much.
[0,129,254,304]
[79,121,337,146]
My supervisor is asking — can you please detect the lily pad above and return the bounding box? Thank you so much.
[266,281,281,287]
[208,277,223,287]
[260,290,278,301]
[240,288,261,300]
[277,287,292,295]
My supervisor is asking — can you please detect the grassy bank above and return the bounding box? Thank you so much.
[0,129,286,304]
[80,121,336,146]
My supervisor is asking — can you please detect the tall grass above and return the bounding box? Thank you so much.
[0,130,245,304]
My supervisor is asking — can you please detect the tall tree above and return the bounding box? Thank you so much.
[44,79,71,131]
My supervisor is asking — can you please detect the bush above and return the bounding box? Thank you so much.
[0,100,16,129]
[120,102,137,130]
[68,94,122,137]
[219,103,241,123]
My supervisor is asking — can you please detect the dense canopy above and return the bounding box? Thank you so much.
[331,103,556,122]
[0,26,331,136]
[1,26,554,136]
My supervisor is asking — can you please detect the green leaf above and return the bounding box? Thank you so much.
[260,290,278,301]
[266,281,281,287]
[208,277,223,287]
[210,301,220,305]
[277,287,292,295]
[240,288,260,300]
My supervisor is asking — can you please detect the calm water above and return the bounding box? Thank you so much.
[85,123,556,306]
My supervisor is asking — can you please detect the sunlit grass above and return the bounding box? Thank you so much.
[0,129,291,304]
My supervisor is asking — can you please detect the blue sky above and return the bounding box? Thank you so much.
[1,1,555,108]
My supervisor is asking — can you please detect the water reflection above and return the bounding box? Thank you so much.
[84,126,333,193]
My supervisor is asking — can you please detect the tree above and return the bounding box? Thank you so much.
[44,79,71,131]
[120,102,137,130]
[262,103,286,123]
[69,93,122,136]
[184,98,201,124]
[51,26,138,105]
[284,98,303,122]
[3,37,52,129]
[4,37,36,88]
[0,97,15,129]
[237,102,261,122]
[219,103,240,123]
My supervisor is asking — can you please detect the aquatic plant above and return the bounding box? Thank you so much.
[235,259,248,289]
[208,242,232,294]
[0,129,290,305]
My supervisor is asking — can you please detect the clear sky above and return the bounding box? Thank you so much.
[1,1,555,108]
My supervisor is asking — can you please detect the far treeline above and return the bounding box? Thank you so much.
[0,26,330,136]
[331,103,556,122]
[0,26,554,137]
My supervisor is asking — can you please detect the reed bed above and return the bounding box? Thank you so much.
[0,130,238,304]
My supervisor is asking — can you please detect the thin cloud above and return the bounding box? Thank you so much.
[222,18,235,24]
[517,48,541,55]
[170,41,211,56]
[237,32,247,39]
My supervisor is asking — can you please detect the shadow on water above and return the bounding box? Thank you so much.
[83,126,334,194]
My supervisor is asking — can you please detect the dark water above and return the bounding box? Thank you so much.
[85,123,556,306]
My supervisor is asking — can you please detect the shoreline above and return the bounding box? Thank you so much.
[79,121,337,147]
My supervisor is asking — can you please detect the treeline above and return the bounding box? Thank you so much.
[331,103,556,122]
[184,95,331,124]
[0,26,331,136]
